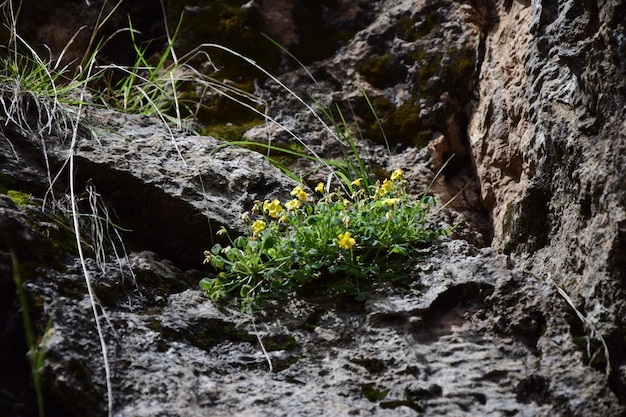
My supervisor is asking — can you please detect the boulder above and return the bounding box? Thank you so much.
[1,108,298,268]
[469,0,626,388]
[1,0,626,415]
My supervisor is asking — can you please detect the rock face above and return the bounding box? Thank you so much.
[1,0,626,416]
[469,0,626,390]
[3,212,623,416]
[1,108,297,268]
[73,112,298,268]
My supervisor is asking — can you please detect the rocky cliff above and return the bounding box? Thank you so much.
[1,0,626,416]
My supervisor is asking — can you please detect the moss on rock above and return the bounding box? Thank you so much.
[441,46,476,102]
[201,121,264,143]
[396,11,442,42]
[167,0,280,78]
[359,53,407,88]
[6,190,34,207]
[363,96,434,147]
[361,383,390,402]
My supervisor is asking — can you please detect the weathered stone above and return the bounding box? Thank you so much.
[1,108,298,268]
[468,0,626,392]
[2,0,626,415]
[240,0,492,238]
[15,240,624,416]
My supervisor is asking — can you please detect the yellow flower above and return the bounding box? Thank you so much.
[298,190,309,202]
[251,219,266,234]
[263,199,284,218]
[382,198,399,207]
[337,231,356,249]
[377,179,393,196]
[351,178,362,187]
[390,169,404,181]
[285,198,301,211]
[290,185,309,202]
[315,182,325,193]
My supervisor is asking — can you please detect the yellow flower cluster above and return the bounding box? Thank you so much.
[263,199,283,218]
[251,219,266,234]
[390,168,403,181]
[256,171,406,250]
[290,186,309,202]
[337,231,356,249]
[377,179,393,197]
[285,199,301,211]
[381,198,399,207]
[376,169,404,197]
[259,185,310,220]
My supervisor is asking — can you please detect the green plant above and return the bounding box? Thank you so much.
[0,0,243,138]
[201,167,450,312]
[96,13,187,124]
[0,0,124,116]
[10,251,48,417]
[195,36,453,313]
[0,3,160,415]
[6,189,33,206]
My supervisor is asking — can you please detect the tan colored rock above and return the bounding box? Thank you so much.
[469,0,533,251]
[470,0,626,341]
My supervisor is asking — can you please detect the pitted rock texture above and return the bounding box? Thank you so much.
[0,109,297,268]
[27,241,626,416]
[2,0,626,415]
[242,0,493,241]
[468,0,626,377]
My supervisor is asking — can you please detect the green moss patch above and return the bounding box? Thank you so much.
[396,11,442,42]
[6,190,34,207]
[441,46,476,102]
[359,53,407,88]
[167,0,280,78]
[361,383,390,402]
[202,120,264,143]
[363,97,435,147]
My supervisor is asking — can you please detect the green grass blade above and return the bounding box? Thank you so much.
[10,251,45,417]
[360,84,392,158]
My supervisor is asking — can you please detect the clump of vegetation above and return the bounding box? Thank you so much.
[359,53,407,88]
[6,189,33,206]
[396,11,442,42]
[195,30,454,314]
[201,167,450,312]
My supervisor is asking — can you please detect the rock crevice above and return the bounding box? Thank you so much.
[2,0,626,416]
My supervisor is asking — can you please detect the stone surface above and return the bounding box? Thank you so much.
[468,0,626,394]
[74,111,298,268]
[8,225,624,416]
[1,0,626,416]
[1,108,298,268]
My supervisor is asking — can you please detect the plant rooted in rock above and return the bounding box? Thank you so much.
[200,169,450,312]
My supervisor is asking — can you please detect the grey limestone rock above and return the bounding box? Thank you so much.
[2,0,626,416]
